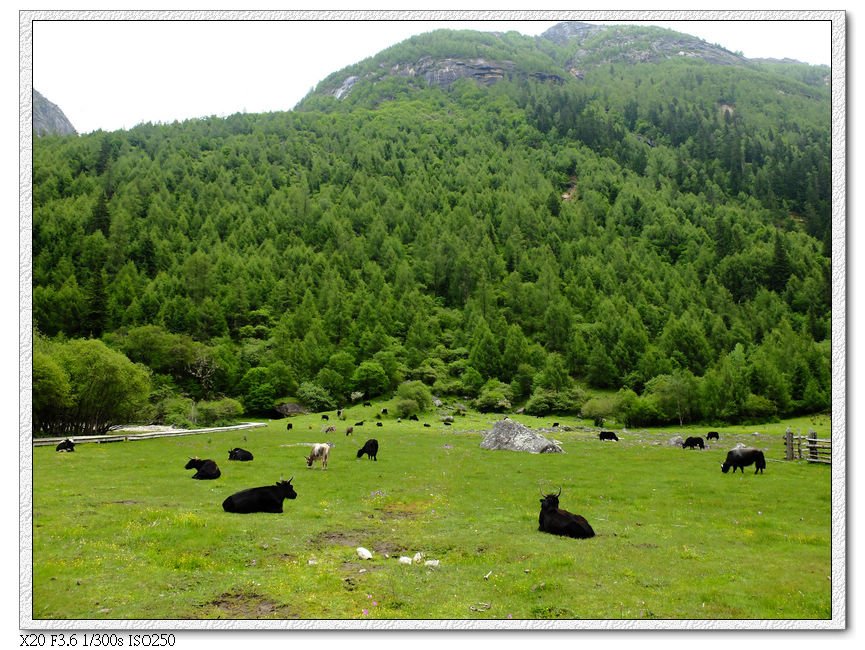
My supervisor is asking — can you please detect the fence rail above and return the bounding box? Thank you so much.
[32,422,266,447]
[784,429,831,464]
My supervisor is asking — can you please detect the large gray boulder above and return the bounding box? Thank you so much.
[480,418,563,454]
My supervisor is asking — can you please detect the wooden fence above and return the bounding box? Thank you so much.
[32,422,266,447]
[784,429,831,464]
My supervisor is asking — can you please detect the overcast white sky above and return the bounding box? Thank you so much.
[28,11,835,135]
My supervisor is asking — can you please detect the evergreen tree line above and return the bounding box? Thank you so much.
[31,38,831,434]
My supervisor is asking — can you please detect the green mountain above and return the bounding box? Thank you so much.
[31,23,831,433]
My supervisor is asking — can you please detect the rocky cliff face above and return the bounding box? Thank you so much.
[542,21,748,68]
[33,90,77,137]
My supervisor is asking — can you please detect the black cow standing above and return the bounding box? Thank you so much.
[228,447,254,461]
[538,489,595,539]
[185,458,221,480]
[599,431,619,441]
[55,439,75,452]
[682,436,705,450]
[222,479,298,513]
[357,439,379,461]
[286,422,293,431]
[721,447,766,474]
[706,431,719,441]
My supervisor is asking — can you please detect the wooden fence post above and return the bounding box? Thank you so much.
[808,429,818,461]
[785,427,794,461]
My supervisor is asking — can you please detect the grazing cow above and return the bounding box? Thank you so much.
[443,421,452,426]
[286,422,293,431]
[185,458,221,480]
[721,447,766,474]
[706,431,719,441]
[552,422,560,428]
[346,426,354,436]
[363,401,372,407]
[222,478,297,513]
[55,439,75,452]
[228,447,254,461]
[538,488,595,539]
[376,421,383,427]
[354,421,365,427]
[599,431,619,442]
[357,439,378,461]
[325,425,336,434]
[321,414,329,421]
[423,423,431,428]
[381,408,388,415]
[682,436,705,450]
[409,414,419,421]
[305,443,331,469]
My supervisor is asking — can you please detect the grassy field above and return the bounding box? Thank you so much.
[30,407,834,622]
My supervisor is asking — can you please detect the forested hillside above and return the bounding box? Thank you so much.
[31,23,832,434]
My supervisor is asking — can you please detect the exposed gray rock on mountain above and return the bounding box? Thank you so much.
[33,90,77,137]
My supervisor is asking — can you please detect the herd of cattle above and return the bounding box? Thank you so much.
[52,418,767,538]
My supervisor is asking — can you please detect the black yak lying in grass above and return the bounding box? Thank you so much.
[185,458,221,480]
[538,489,595,539]
[222,479,297,513]
[228,447,253,461]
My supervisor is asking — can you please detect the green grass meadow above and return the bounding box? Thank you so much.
[30,408,834,622]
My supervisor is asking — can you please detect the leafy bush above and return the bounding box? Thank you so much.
[297,381,337,412]
[396,380,434,412]
[394,399,420,419]
[155,396,196,428]
[474,379,513,413]
[196,398,244,426]
[33,336,151,435]
[525,386,587,415]
[459,366,485,398]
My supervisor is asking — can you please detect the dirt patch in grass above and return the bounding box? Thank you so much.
[203,590,299,619]
[315,530,406,557]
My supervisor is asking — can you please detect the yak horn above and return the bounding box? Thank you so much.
[555,486,562,497]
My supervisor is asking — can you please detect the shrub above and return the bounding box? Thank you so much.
[33,336,151,435]
[459,366,485,398]
[396,380,433,412]
[394,398,420,419]
[297,381,337,412]
[196,398,243,426]
[474,379,513,413]
[525,386,587,415]
[156,396,196,428]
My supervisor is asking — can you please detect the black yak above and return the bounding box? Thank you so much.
[55,439,75,452]
[682,436,705,450]
[706,431,719,440]
[357,439,378,461]
[599,431,619,441]
[222,479,297,513]
[721,447,766,474]
[185,458,221,480]
[228,447,254,461]
[538,489,595,539]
